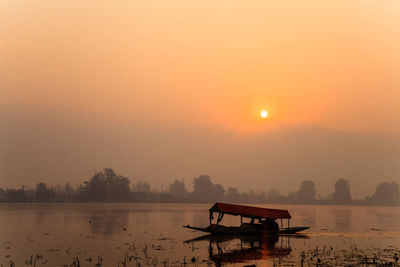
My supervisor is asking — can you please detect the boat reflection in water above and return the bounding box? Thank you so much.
[185,234,308,266]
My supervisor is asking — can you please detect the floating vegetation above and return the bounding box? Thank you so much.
[24,254,47,266]
[276,245,400,267]
[70,256,80,267]
[118,245,138,267]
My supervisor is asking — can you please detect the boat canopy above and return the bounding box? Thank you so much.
[209,203,291,219]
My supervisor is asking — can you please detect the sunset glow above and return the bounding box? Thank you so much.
[260,110,268,118]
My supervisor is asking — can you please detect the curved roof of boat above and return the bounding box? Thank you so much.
[209,203,291,219]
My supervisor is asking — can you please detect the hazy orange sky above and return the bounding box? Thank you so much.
[1,1,399,198]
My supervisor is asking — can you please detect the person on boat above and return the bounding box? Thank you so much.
[260,218,279,232]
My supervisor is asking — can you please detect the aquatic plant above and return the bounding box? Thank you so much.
[94,256,103,266]
[118,245,139,267]
[70,257,80,267]
[25,254,47,267]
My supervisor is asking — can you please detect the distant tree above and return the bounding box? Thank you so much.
[64,182,74,194]
[130,180,153,202]
[247,190,256,203]
[226,187,240,203]
[133,181,151,193]
[192,175,215,202]
[246,190,266,203]
[296,180,316,203]
[156,192,174,202]
[286,191,298,203]
[53,184,63,193]
[214,184,225,202]
[241,192,250,203]
[84,171,108,201]
[332,179,352,204]
[169,179,187,198]
[191,175,226,202]
[255,191,266,203]
[266,188,282,203]
[80,168,131,201]
[0,188,5,200]
[6,188,26,202]
[105,168,131,201]
[36,182,54,201]
[367,181,400,205]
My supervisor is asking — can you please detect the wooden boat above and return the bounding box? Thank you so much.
[184,232,309,244]
[183,203,309,235]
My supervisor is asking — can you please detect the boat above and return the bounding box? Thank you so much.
[183,203,309,235]
[184,232,309,244]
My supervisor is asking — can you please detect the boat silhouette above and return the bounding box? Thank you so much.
[184,203,310,235]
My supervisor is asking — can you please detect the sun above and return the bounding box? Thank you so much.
[260,110,268,118]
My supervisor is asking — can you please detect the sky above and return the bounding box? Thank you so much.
[1,1,400,198]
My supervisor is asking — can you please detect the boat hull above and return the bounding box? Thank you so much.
[183,224,309,235]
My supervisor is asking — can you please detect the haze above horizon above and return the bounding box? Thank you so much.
[1,1,399,198]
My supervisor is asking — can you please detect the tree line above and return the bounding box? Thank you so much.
[0,168,399,206]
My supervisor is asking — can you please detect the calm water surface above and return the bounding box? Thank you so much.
[0,203,399,266]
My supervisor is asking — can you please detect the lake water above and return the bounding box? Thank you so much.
[0,203,399,266]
